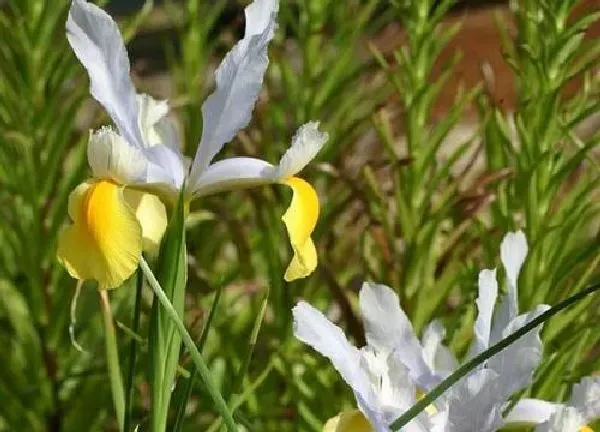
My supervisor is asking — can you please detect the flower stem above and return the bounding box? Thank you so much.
[99,290,125,432]
[139,257,238,432]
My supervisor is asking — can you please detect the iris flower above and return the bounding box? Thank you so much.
[58,0,328,289]
[505,376,600,432]
[292,231,549,432]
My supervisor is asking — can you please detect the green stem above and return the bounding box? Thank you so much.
[140,257,238,432]
[173,283,224,432]
[390,282,600,430]
[99,290,125,432]
[229,288,269,404]
[124,268,144,432]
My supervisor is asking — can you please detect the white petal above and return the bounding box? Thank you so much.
[67,0,144,149]
[570,376,600,421]
[137,94,168,135]
[292,302,379,413]
[359,282,433,387]
[88,127,183,193]
[87,127,148,184]
[189,157,275,197]
[535,406,587,432]
[143,145,186,190]
[470,269,498,356]
[487,304,550,400]
[275,122,328,178]
[189,0,279,180]
[360,348,415,414]
[490,294,511,345]
[421,320,457,379]
[504,399,558,426]
[500,230,528,317]
[443,368,504,432]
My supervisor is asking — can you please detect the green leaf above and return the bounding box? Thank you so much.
[147,193,187,432]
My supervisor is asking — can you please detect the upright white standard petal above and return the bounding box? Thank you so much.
[500,230,528,317]
[536,406,587,432]
[292,302,379,414]
[487,305,550,400]
[491,231,530,343]
[421,320,457,379]
[189,122,328,196]
[66,0,144,150]
[359,282,434,387]
[190,0,279,181]
[570,376,600,421]
[470,269,498,356]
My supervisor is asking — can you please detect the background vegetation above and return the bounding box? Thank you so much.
[0,0,598,430]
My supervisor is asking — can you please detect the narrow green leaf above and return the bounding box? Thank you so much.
[141,258,238,432]
[123,268,143,432]
[147,193,187,432]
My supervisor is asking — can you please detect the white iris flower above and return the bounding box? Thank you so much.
[58,0,328,288]
[293,231,550,432]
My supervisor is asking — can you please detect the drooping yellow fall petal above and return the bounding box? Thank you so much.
[57,180,142,289]
[281,177,319,281]
[323,410,372,432]
[580,426,593,432]
[122,188,167,253]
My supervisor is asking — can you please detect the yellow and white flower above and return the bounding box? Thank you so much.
[58,0,328,288]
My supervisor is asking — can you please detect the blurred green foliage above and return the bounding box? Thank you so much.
[0,0,598,431]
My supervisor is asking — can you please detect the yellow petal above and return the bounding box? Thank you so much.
[57,180,142,289]
[281,177,319,281]
[580,426,593,432]
[323,411,372,432]
[122,188,167,253]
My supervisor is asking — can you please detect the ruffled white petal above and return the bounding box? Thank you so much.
[570,376,600,421]
[504,399,558,426]
[470,269,498,356]
[535,406,587,432]
[275,121,329,178]
[292,302,379,414]
[67,0,144,150]
[87,127,184,192]
[88,127,148,184]
[190,0,279,180]
[359,282,433,387]
[500,230,528,318]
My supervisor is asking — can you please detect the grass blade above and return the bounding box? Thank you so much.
[99,290,125,432]
[140,257,238,432]
[123,268,144,432]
